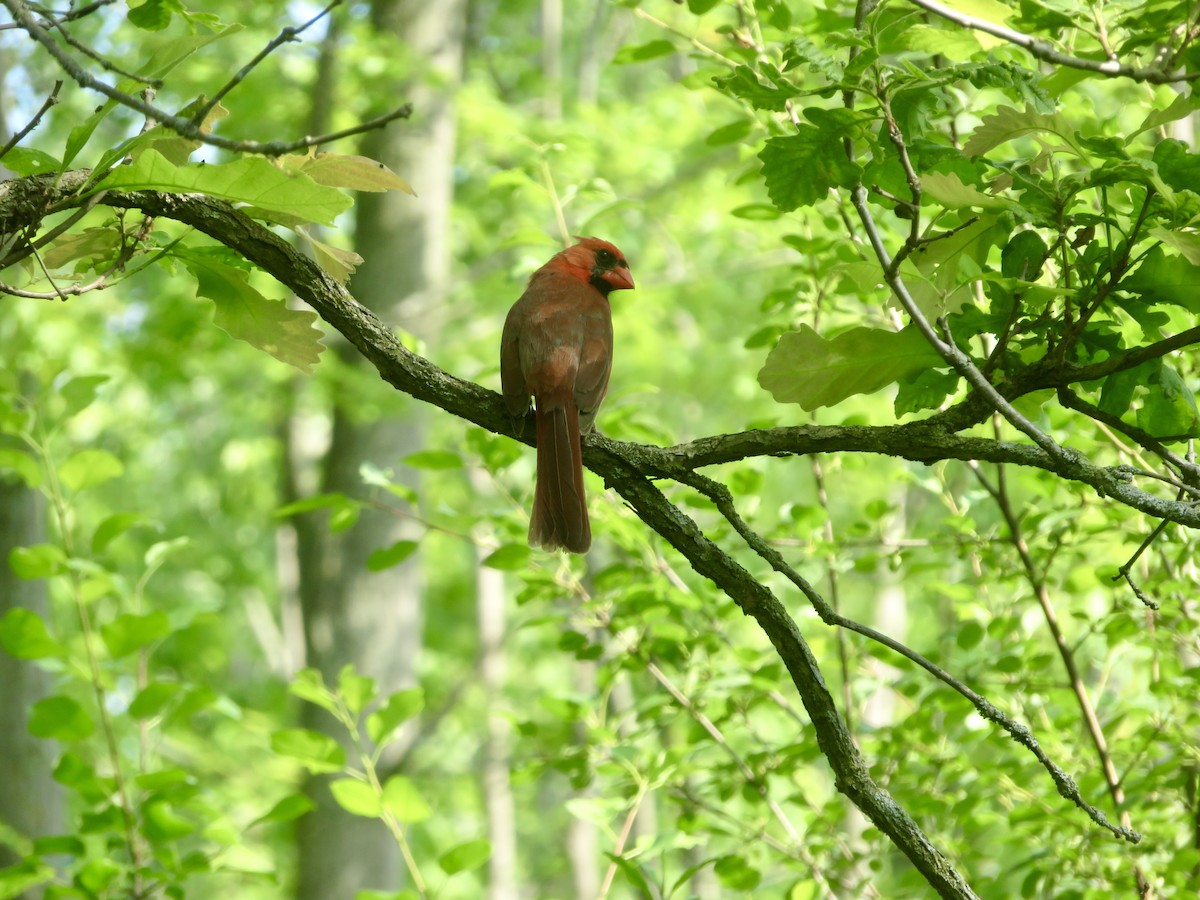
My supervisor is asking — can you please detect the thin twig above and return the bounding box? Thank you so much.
[968,456,1151,891]
[907,0,1200,83]
[0,79,61,161]
[676,466,1140,844]
[190,0,342,128]
[48,16,161,86]
[0,190,107,271]
[0,0,117,29]
[3,0,412,156]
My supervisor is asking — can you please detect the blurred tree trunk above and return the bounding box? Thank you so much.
[292,2,466,898]
[0,478,61,900]
[542,0,563,119]
[474,525,517,900]
[566,659,599,899]
[0,66,62,894]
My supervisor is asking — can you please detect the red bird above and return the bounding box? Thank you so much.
[501,237,634,553]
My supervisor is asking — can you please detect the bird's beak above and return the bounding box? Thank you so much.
[602,266,635,292]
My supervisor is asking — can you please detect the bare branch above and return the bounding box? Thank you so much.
[907,0,1200,84]
[48,16,160,86]
[190,0,343,128]
[0,0,118,30]
[966,458,1149,886]
[674,465,1139,843]
[1,0,412,156]
[0,79,61,161]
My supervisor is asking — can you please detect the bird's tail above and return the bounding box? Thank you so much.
[530,400,590,553]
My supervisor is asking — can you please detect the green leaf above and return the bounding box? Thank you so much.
[1133,93,1200,138]
[181,251,325,373]
[64,103,116,168]
[481,544,531,571]
[366,540,418,572]
[143,797,195,841]
[59,448,124,492]
[249,793,316,828]
[713,65,795,111]
[277,153,414,194]
[59,374,110,417]
[0,608,62,659]
[687,0,722,12]
[42,227,123,270]
[1123,246,1200,311]
[271,728,346,774]
[1153,139,1200,193]
[612,40,676,64]
[1001,231,1050,280]
[128,0,175,30]
[101,610,171,658]
[100,149,353,225]
[0,861,55,899]
[2,148,60,176]
[438,839,492,875]
[133,25,241,84]
[896,24,982,60]
[403,450,462,469]
[1138,365,1200,440]
[1150,227,1200,265]
[758,325,944,410]
[92,512,152,553]
[338,664,377,716]
[330,778,381,817]
[706,120,754,146]
[297,228,363,284]
[8,544,66,580]
[963,105,1085,157]
[52,752,108,802]
[289,667,338,714]
[128,0,176,29]
[895,368,958,416]
[759,128,863,211]
[0,449,42,487]
[275,492,355,517]
[128,682,182,718]
[921,172,1012,211]
[76,858,123,894]
[28,695,94,741]
[382,775,431,823]
[366,688,424,745]
[714,854,762,891]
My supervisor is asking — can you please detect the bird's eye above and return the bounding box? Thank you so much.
[595,249,614,267]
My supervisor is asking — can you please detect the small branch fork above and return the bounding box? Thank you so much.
[674,466,1138,844]
[1,0,412,156]
[0,79,61,161]
[967,454,1151,893]
[906,0,1200,84]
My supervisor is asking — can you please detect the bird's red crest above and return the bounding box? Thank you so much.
[536,237,634,294]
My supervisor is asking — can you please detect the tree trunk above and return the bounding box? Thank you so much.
[474,513,518,900]
[292,2,466,898]
[0,478,62,900]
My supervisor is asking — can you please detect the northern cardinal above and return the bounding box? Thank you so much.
[501,237,634,553]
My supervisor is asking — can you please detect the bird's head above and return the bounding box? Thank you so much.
[551,237,634,297]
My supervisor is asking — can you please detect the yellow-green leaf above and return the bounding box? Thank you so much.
[100,148,353,226]
[277,153,415,194]
[181,252,324,373]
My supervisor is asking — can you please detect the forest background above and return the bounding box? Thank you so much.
[2,0,1200,898]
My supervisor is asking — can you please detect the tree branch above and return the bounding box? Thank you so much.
[0,174,978,897]
[906,0,1200,84]
[1,0,412,156]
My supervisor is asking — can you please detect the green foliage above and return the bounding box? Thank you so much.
[6,0,1200,897]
